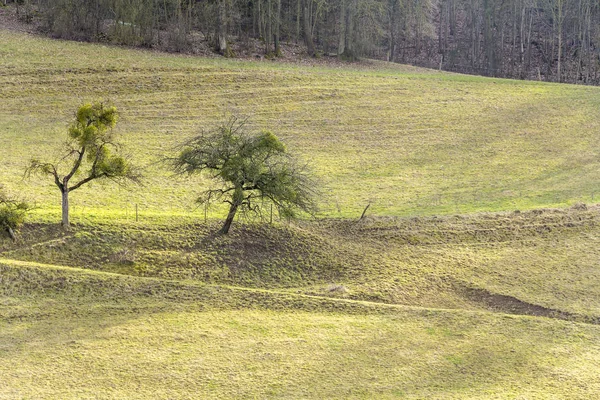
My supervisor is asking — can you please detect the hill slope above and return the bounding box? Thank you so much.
[3,29,600,399]
[2,259,600,399]
[2,30,600,221]
[3,206,600,321]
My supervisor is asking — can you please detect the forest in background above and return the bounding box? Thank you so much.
[6,0,600,84]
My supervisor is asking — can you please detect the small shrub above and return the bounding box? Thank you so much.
[0,188,30,240]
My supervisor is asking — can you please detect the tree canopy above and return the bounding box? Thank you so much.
[173,118,318,234]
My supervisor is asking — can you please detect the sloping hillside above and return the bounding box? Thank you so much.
[3,206,600,322]
[2,30,600,221]
[2,258,600,399]
[3,30,600,399]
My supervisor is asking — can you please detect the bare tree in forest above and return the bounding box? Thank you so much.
[303,0,316,56]
[274,0,282,55]
[215,0,231,55]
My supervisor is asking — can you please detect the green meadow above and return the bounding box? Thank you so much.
[3,30,600,220]
[2,29,600,398]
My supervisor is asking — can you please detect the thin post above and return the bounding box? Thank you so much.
[204,202,208,224]
[359,203,370,221]
[135,203,138,222]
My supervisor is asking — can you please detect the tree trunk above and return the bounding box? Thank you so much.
[483,0,495,75]
[7,227,16,241]
[438,0,445,58]
[274,0,281,55]
[525,10,533,79]
[265,0,272,54]
[258,0,263,39]
[94,0,100,38]
[449,0,456,35]
[557,1,563,82]
[342,0,355,59]
[219,202,239,234]
[338,0,346,55]
[303,0,316,56]
[296,0,300,43]
[216,0,228,54]
[586,2,591,82]
[61,189,70,229]
[388,0,397,62]
[389,20,395,62]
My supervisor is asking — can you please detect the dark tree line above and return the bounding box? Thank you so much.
[7,0,600,83]
[431,0,600,83]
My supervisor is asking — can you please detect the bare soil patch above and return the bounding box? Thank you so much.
[464,286,599,325]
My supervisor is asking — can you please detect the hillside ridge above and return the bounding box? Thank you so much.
[2,256,598,326]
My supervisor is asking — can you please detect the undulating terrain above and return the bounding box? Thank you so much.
[2,29,600,398]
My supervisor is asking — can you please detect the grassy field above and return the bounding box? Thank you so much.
[3,206,600,318]
[3,29,600,399]
[3,29,600,220]
[2,259,600,399]
[2,208,600,398]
